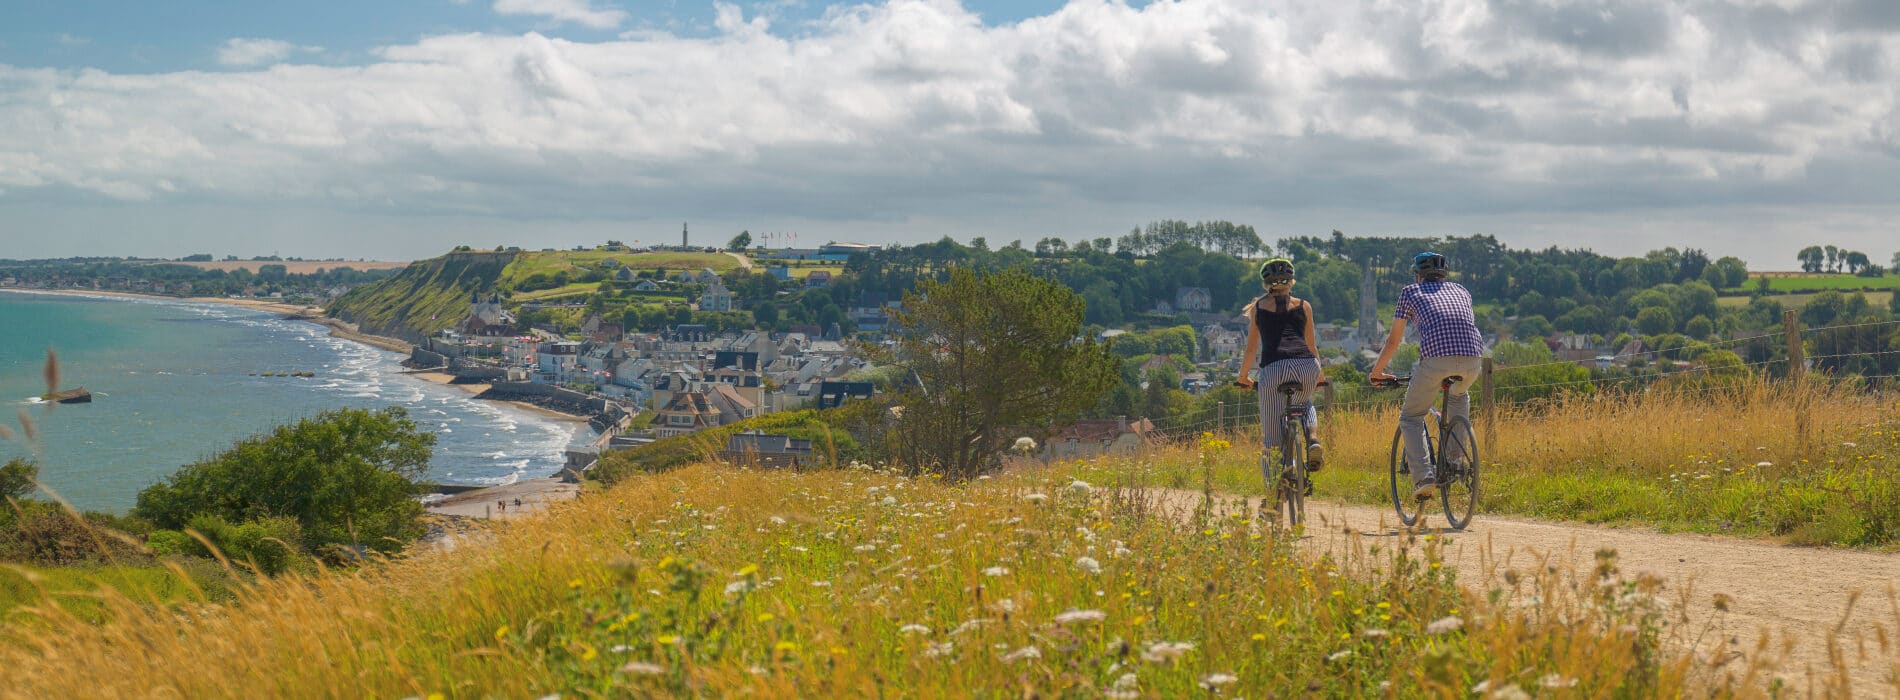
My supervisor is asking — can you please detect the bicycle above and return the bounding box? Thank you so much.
[1236,377,1323,528]
[1370,375,1480,530]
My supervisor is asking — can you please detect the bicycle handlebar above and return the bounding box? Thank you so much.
[1369,376,1411,388]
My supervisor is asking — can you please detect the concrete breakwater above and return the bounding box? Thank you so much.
[473,382,608,419]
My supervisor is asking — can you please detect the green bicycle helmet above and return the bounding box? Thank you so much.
[1260,258,1296,285]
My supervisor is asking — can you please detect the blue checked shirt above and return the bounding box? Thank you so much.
[1394,281,1486,358]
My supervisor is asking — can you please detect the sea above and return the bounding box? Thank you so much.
[0,290,587,513]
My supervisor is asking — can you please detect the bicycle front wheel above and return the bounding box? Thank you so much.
[1440,416,1480,530]
[1388,426,1425,528]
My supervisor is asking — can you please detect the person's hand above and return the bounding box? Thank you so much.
[1369,370,1395,382]
[1235,378,1255,390]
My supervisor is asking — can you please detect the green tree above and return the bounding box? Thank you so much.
[1798,246,1825,273]
[1636,306,1676,336]
[1684,315,1715,340]
[753,301,779,328]
[0,458,36,500]
[885,267,1118,479]
[132,407,435,553]
[1513,315,1554,339]
[729,231,752,250]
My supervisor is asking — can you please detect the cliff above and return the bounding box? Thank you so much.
[326,251,515,343]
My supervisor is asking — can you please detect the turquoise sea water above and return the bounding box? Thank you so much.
[0,290,584,512]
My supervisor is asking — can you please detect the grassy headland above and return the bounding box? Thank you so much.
[0,462,1701,697]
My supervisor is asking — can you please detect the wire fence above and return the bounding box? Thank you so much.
[1142,316,1900,444]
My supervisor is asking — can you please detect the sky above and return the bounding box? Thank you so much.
[2,0,1898,267]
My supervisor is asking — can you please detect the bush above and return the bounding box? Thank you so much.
[152,515,309,576]
[0,501,150,566]
[133,407,435,554]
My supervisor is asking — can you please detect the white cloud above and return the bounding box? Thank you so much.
[53,33,90,47]
[216,38,320,67]
[2,0,1899,261]
[493,0,629,29]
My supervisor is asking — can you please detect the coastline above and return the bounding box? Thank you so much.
[0,288,414,353]
[4,287,592,511]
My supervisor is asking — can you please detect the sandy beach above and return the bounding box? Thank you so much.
[406,370,594,423]
[426,477,578,519]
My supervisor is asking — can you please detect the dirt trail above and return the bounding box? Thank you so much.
[1156,491,1900,694]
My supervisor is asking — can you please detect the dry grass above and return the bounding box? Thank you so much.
[1101,377,1900,546]
[0,461,1734,698]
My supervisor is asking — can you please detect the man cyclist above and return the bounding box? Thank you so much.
[1368,252,1486,501]
[1236,258,1324,480]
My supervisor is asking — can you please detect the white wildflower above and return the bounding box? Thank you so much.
[924,641,954,658]
[1539,674,1577,688]
[769,516,786,525]
[983,566,1010,577]
[880,496,897,507]
[619,661,666,675]
[1012,437,1038,453]
[952,619,991,636]
[1141,641,1195,663]
[1756,461,1773,468]
[1843,442,1858,448]
[1326,649,1354,663]
[899,624,932,635]
[1075,556,1103,574]
[854,544,877,552]
[1023,493,1049,503]
[1000,645,1041,663]
[1199,673,1239,689]
[1054,609,1107,625]
[1105,673,1140,700]
[1425,616,1464,635]
[724,580,753,596]
[1067,479,1092,496]
[809,580,831,587]
[1360,628,1389,639]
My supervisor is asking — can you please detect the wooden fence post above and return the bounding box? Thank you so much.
[1322,381,1337,444]
[1216,401,1226,436]
[1784,310,1807,450]
[1481,357,1496,454]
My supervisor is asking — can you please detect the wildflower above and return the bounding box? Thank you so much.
[769,516,786,525]
[1105,673,1140,700]
[1141,641,1195,663]
[1000,645,1041,663]
[1067,479,1092,496]
[1023,493,1049,503]
[1250,633,1266,641]
[1425,616,1464,635]
[1199,673,1239,690]
[809,580,831,587]
[774,641,799,654]
[1360,628,1389,639]
[983,566,1010,577]
[1075,556,1103,574]
[1325,649,1354,663]
[735,564,759,577]
[1756,461,1773,468]
[899,624,932,635]
[619,661,666,675]
[952,619,991,635]
[756,613,776,623]
[881,496,897,507]
[924,641,954,658]
[1539,674,1578,688]
[725,581,753,596]
[657,635,678,645]
[1054,609,1107,625]
[494,625,511,642]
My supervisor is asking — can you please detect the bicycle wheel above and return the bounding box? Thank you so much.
[1279,419,1305,527]
[1439,416,1480,530]
[1387,426,1425,528]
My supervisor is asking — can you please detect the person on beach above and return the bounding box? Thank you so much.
[1369,252,1487,501]
[1236,258,1324,483]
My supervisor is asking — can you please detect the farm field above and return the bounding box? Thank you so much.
[1730,273,1900,293]
[499,251,739,290]
[1718,290,1893,308]
[158,260,410,274]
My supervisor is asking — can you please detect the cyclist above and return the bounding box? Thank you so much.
[1369,252,1486,501]
[1236,258,1324,474]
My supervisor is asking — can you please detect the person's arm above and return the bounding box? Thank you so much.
[1369,318,1407,380]
[1301,299,1320,357]
[1237,302,1260,388]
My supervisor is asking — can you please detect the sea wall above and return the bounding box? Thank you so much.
[475,382,607,418]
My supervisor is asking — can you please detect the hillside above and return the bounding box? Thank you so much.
[327,251,516,342]
[0,462,1705,697]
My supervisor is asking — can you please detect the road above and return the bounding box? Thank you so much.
[1154,491,1900,695]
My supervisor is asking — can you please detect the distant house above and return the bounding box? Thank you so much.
[1175,287,1212,312]
[723,430,814,468]
[632,279,658,291]
[699,281,735,312]
[816,380,874,409]
[696,268,723,286]
[805,270,833,287]
[615,267,636,281]
[655,391,718,438]
[766,266,791,281]
[1042,417,1154,460]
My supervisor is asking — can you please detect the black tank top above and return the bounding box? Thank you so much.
[1253,295,1316,367]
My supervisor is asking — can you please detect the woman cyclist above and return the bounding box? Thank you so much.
[1236,258,1324,479]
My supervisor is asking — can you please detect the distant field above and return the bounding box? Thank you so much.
[159,260,410,274]
[1735,273,1900,293]
[500,251,737,289]
[1718,290,1893,308]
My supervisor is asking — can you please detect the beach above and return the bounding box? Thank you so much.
[407,370,595,423]
[425,477,579,520]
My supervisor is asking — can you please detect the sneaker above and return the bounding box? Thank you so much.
[1410,480,1437,501]
[1306,442,1324,472]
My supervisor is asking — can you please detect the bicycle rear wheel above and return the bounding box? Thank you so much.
[1278,419,1305,528]
[1387,427,1425,528]
[1439,416,1480,530]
